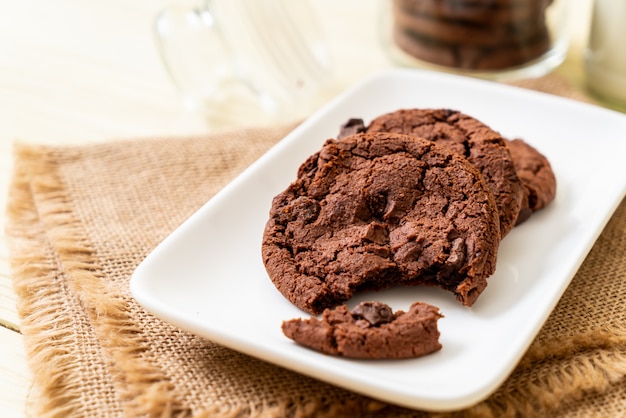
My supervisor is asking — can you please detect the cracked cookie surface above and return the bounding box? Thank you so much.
[262,132,500,314]
[365,108,524,238]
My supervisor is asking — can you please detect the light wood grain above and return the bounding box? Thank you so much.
[0,326,30,418]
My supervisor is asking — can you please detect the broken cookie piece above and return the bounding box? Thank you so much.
[282,301,443,359]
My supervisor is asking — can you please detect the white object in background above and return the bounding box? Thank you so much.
[585,0,626,106]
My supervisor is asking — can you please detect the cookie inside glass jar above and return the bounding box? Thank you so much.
[382,0,569,77]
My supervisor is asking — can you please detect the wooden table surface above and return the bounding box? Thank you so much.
[0,1,602,416]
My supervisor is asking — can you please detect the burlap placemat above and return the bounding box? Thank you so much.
[6,74,626,417]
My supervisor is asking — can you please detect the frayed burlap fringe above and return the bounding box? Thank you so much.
[8,145,190,417]
[450,349,626,418]
[7,151,99,418]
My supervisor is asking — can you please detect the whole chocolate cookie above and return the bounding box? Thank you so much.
[365,109,524,238]
[506,138,557,225]
[262,132,500,314]
[282,301,443,359]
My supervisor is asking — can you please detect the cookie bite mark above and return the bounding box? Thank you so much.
[282,301,443,359]
[262,132,500,313]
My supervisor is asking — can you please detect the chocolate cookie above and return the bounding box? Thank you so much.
[262,132,500,314]
[506,138,557,225]
[282,301,443,359]
[393,5,547,47]
[393,0,551,25]
[392,26,551,70]
[365,109,524,238]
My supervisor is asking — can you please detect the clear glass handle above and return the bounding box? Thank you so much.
[153,0,333,121]
[154,3,230,105]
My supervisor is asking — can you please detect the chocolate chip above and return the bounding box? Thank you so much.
[352,301,394,326]
[290,196,320,224]
[338,118,366,139]
[447,237,466,267]
[361,222,388,245]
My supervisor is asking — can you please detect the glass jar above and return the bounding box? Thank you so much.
[379,0,571,80]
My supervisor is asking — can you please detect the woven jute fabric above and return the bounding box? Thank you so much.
[6,74,626,417]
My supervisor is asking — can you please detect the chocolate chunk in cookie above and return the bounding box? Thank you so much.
[506,138,557,225]
[366,108,524,238]
[337,118,366,141]
[282,301,443,359]
[338,118,367,139]
[262,132,500,314]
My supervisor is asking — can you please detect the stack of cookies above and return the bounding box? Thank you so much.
[262,108,556,358]
[391,0,553,70]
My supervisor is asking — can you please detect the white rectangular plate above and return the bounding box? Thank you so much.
[131,69,626,411]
